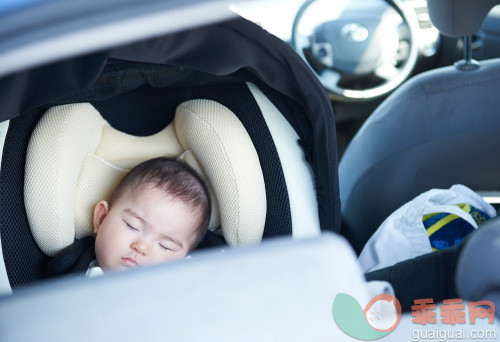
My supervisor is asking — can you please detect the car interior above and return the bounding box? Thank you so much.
[339,0,500,254]
[0,0,500,340]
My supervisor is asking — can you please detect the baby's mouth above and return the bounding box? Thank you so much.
[121,258,139,268]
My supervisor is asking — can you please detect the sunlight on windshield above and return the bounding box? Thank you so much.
[230,0,305,41]
[295,0,350,36]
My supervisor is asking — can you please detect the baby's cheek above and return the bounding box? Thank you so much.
[95,237,116,269]
[156,251,186,264]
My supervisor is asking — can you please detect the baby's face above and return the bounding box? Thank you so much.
[93,186,200,271]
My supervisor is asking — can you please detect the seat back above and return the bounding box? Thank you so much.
[339,0,500,253]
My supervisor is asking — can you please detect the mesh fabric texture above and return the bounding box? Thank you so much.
[176,99,266,245]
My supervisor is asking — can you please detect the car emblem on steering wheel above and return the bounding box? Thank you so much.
[341,23,369,42]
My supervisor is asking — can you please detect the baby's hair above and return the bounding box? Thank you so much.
[109,157,211,248]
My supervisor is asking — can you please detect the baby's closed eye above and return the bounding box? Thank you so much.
[124,220,139,232]
[158,242,173,251]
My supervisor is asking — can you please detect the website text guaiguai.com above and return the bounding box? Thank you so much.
[412,328,496,341]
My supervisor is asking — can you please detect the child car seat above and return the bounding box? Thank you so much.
[0,17,342,290]
[24,99,268,256]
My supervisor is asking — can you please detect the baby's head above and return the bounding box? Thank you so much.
[93,157,211,272]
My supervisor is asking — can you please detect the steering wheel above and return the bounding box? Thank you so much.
[292,0,420,102]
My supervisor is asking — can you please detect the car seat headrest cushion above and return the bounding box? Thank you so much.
[25,100,266,256]
[175,100,267,246]
[25,104,102,256]
[427,0,500,37]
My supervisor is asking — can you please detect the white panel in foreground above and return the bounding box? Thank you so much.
[0,233,370,342]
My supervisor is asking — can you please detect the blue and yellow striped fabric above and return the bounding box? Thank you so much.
[422,203,491,251]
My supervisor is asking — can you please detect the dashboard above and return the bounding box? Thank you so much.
[232,0,500,109]
[232,0,440,104]
[234,0,439,56]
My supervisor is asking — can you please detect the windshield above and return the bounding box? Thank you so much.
[0,0,50,14]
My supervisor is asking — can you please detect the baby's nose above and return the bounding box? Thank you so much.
[131,240,148,255]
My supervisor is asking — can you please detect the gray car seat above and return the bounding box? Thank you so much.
[339,0,500,254]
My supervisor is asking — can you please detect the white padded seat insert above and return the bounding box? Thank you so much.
[175,100,267,245]
[25,100,266,256]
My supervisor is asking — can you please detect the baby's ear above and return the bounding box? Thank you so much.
[93,200,109,234]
